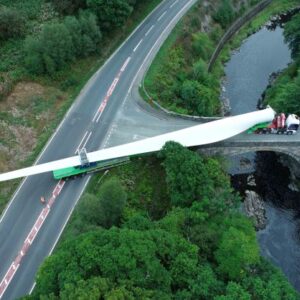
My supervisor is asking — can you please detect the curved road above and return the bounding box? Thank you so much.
[0,0,198,299]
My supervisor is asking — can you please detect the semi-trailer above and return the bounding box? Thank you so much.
[247,113,300,135]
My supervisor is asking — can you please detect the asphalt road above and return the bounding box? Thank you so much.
[0,0,198,299]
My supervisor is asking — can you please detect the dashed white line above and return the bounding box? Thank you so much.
[121,57,131,72]
[107,78,119,97]
[75,131,89,154]
[145,25,154,36]
[170,0,178,8]
[81,132,92,150]
[133,39,143,52]
[158,11,167,22]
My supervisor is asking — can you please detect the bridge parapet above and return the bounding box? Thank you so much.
[198,140,300,164]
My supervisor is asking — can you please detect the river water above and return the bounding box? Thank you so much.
[223,26,300,290]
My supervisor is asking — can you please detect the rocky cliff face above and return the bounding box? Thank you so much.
[278,154,300,192]
[243,189,267,230]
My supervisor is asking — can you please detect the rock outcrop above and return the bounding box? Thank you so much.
[244,190,267,230]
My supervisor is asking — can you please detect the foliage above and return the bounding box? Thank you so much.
[47,0,87,15]
[215,225,260,280]
[87,0,134,31]
[158,142,236,209]
[264,15,300,114]
[32,228,199,298]
[26,144,298,299]
[77,177,127,228]
[284,14,300,59]
[0,7,25,41]
[213,0,236,29]
[24,12,101,75]
[215,282,251,300]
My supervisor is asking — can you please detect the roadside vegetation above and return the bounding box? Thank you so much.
[26,143,298,299]
[143,0,261,117]
[263,13,300,114]
[143,0,300,117]
[0,0,162,213]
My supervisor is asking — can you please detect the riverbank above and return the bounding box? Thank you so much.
[143,0,299,118]
[222,12,300,290]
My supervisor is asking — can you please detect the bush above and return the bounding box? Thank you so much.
[284,14,300,59]
[25,12,101,76]
[87,0,134,32]
[25,22,73,75]
[47,0,87,15]
[0,7,25,41]
[212,0,235,29]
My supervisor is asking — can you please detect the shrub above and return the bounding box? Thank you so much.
[212,0,235,29]
[47,0,87,15]
[25,12,101,76]
[0,7,25,41]
[87,0,134,32]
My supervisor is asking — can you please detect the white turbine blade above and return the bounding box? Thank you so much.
[0,107,275,183]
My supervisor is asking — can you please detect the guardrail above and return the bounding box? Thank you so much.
[142,0,273,121]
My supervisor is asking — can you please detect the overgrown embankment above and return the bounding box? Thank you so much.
[143,0,299,117]
[0,0,162,213]
[263,13,300,114]
[143,0,262,117]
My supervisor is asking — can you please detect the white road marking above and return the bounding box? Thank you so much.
[121,57,131,72]
[81,132,92,150]
[133,39,143,52]
[145,25,154,36]
[170,0,179,8]
[75,131,89,154]
[158,11,167,22]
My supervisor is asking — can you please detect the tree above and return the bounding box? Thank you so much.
[284,14,300,59]
[32,228,199,298]
[158,142,234,208]
[47,0,87,15]
[215,282,251,300]
[0,7,25,41]
[60,277,110,300]
[213,0,236,29]
[192,32,214,60]
[25,12,101,76]
[87,0,134,32]
[158,142,210,207]
[25,22,74,76]
[97,177,127,228]
[215,225,260,280]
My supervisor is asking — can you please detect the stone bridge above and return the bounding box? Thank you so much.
[198,133,300,163]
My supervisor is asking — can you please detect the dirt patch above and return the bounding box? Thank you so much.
[0,82,45,113]
[0,81,66,172]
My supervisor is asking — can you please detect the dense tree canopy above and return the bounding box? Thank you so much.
[25,12,101,75]
[87,0,134,31]
[158,142,236,210]
[212,0,236,29]
[25,143,299,299]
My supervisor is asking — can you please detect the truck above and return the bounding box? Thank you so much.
[53,148,130,180]
[247,113,300,135]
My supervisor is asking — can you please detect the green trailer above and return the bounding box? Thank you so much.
[247,122,270,134]
[53,157,129,180]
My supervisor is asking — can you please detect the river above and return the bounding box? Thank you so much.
[223,26,300,290]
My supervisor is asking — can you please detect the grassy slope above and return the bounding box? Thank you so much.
[143,0,300,116]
